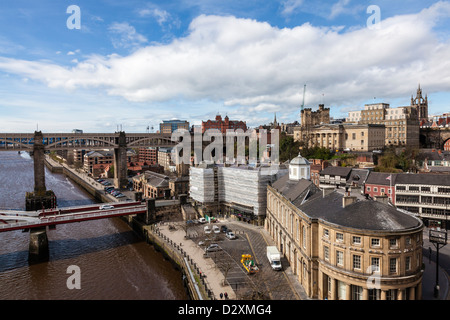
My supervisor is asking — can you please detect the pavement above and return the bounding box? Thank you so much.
[158,220,237,300]
[422,245,450,300]
[158,218,450,300]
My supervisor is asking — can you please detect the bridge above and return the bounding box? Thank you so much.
[420,127,450,149]
[0,131,175,191]
[0,201,147,233]
[0,198,182,262]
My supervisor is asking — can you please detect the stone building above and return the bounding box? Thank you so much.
[301,104,330,128]
[294,123,385,152]
[265,154,424,300]
[344,86,425,148]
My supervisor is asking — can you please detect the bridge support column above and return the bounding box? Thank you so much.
[33,131,46,193]
[26,131,57,211]
[136,199,156,225]
[114,131,128,189]
[28,227,49,263]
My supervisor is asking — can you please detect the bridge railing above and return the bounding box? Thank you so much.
[0,207,146,231]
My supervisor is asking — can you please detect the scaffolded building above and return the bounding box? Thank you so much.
[189,163,288,224]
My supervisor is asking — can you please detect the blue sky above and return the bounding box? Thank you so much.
[0,0,449,132]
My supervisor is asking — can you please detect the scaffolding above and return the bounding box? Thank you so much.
[189,164,287,217]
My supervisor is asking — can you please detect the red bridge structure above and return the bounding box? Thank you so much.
[0,198,171,262]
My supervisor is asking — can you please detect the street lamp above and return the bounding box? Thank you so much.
[429,226,448,298]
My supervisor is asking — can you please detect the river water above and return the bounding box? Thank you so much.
[0,151,188,300]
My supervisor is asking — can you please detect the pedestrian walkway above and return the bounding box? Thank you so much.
[158,222,236,300]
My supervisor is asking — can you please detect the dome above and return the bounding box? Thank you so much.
[289,153,310,181]
[290,153,310,166]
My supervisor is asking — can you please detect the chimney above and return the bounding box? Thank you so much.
[342,187,357,208]
[374,193,390,205]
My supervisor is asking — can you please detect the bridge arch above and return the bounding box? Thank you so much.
[45,136,117,149]
[127,136,175,147]
[0,137,34,150]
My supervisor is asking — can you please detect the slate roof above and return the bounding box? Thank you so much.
[272,175,319,207]
[347,169,370,187]
[395,173,450,186]
[298,191,422,232]
[364,172,397,186]
[319,166,352,178]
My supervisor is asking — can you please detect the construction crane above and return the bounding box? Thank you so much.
[300,84,306,112]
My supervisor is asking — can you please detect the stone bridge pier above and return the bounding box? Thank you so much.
[114,131,129,189]
[27,131,54,263]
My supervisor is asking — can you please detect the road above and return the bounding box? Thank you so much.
[186,219,308,300]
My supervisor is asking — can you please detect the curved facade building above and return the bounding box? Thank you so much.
[265,155,424,300]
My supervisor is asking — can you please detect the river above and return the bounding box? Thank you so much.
[0,151,188,300]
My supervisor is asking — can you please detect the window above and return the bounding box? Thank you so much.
[336,233,344,242]
[336,251,344,266]
[324,246,329,261]
[389,238,398,248]
[352,236,361,245]
[406,256,411,271]
[352,285,363,300]
[369,289,381,300]
[371,257,380,272]
[353,255,361,270]
[371,238,380,247]
[302,226,307,249]
[389,258,397,274]
[405,237,411,246]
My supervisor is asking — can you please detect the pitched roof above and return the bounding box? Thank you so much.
[272,175,319,207]
[365,172,397,186]
[319,166,352,177]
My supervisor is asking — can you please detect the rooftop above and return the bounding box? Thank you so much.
[298,190,422,232]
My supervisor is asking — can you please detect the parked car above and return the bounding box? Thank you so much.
[220,225,228,233]
[226,231,236,240]
[205,244,221,252]
[204,225,211,234]
[199,217,206,224]
[213,225,220,234]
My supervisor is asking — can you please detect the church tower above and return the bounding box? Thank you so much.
[411,84,428,121]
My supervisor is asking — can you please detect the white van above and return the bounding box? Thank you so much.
[204,225,212,234]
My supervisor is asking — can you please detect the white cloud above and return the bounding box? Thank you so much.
[1,2,450,124]
[280,0,304,15]
[108,22,148,49]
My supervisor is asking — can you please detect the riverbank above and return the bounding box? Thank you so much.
[44,154,207,300]
[44,155,118,203]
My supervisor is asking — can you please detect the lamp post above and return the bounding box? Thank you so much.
[429,226,447,298]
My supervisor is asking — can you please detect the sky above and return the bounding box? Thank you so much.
[0,0,449,133]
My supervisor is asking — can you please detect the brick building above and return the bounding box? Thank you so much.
[201,114,247,133]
